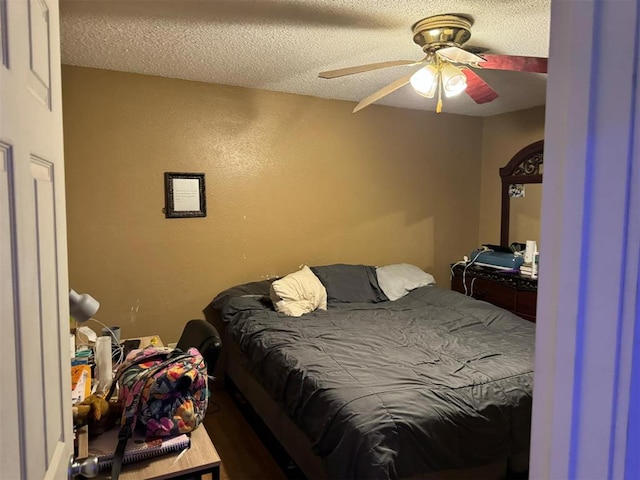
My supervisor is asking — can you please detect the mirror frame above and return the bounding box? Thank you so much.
[500,140,544,246]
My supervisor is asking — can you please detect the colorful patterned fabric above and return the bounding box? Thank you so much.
[110,346,208,438]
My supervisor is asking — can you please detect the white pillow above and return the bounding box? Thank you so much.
[376,263,436,301]
[270,265,328,317]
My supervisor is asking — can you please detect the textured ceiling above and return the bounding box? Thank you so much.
[60,0,551,117]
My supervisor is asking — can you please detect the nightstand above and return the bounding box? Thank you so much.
[451,264,538,322]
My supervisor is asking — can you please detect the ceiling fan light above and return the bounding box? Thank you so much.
[441,63,467,97]
[444,77,467,97]
[410,65,438,98]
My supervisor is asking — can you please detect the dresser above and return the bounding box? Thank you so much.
[450,264,538,322]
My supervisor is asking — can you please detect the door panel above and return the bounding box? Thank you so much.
[1,0,71,478]
[0,141,20,480]
[0,0,7,67]
[32,156,65,464]
[27,0,51,108]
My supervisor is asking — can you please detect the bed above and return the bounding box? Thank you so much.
[204,264,534,479]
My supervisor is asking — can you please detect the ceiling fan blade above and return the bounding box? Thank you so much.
[353,70,416,113]
[462,68,499,104]
[478,54,548,73]
[437,46,485,65]
[319,59,423,79]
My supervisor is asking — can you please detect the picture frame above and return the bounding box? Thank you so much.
[164,172,206,218]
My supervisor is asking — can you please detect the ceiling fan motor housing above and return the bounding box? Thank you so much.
[412,14,472,53]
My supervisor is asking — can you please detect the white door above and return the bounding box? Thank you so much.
[0,0,72,478]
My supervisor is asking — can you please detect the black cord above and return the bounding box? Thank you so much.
[463,249,489,296]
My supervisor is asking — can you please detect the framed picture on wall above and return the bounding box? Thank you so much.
[164,172,206,218]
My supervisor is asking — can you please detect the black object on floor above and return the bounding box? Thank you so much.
[506,470,529,480]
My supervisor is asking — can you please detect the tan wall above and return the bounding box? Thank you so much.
[62,66,483,343]
[478,106,546,246]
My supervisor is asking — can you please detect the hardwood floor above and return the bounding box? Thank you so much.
[202,389,287,480]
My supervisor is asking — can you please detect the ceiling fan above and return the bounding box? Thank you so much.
[318,14,548,114]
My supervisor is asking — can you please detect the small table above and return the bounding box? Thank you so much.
[92,336,221,479]
[450,263,538,322]
[95,425,220,480]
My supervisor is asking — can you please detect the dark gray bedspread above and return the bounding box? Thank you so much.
[221,286,534,479]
